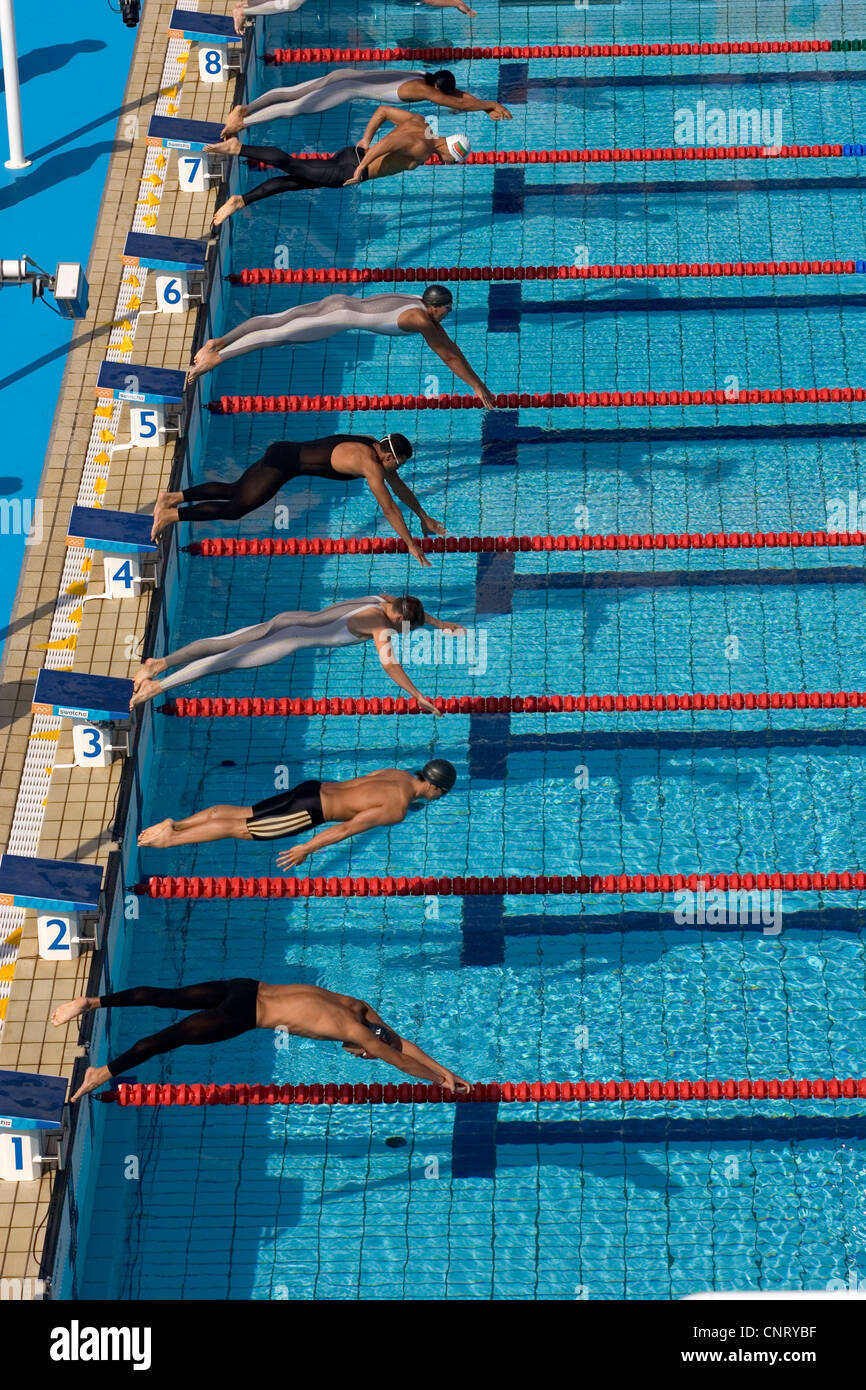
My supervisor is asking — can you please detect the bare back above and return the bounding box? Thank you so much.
[320,768,417,823]
[256,981,381,1039]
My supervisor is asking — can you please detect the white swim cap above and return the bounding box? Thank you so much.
[445,132,471,163]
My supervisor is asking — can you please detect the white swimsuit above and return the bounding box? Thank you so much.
[243,68,426,126]
[158,595,388,694]
[218,292,423,363]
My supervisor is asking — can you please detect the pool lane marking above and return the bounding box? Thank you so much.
[264,40,863,64]
[0,22,196,1028]
[230,260,866,285]
[496,61,866,105]
[486,284,866,334]
[490,168,866,217]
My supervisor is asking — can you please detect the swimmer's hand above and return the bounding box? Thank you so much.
[476,385,497,409]
[417,694,442,717]
[439,620,466,635]
[343,172,363,186]
[439,1069,472,1095]
[276,844,309,871]
[487,103,513,121]
[421,514,446,537]
[408,542,433,569]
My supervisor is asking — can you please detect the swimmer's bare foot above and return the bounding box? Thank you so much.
[213,194,244,229]
[221,107,247,138]
[70,1066,112,1104]
[138,818,176,848]
[193,338,218,366]
[130,679,162,710]
[151,492,181,541]
[186,346,223,383]
[132,657,166,691]
[204,137,242,156]
[51,996,99,1028]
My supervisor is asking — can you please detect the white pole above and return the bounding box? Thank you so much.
[0,0,29,170]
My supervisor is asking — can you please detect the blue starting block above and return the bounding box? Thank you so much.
[32,669,134,724]
[32,669,133,774]
[147,116,228,191]
[96,360,186,405]
[0,855,103,965]
[67,505,157,597]
[0,1069,67,1181]
[123,231,208,274]
[67,505,157,557]
[147,113,224,152]
[168,8,242,42]
[123,232,208,314]
[96,361,185,445]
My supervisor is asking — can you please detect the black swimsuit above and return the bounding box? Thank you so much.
[177,435,376,523]
[246,779,326,840]
[240,144,370,209]
[102,978,260,1077]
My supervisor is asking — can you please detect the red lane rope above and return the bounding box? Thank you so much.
[248,142,851,169]
[163,690,866,719]
[136,870,866,898]
[265,40,842,64]
[189,529,866,558]
[105,1075,866,1106]
[230,258,863,286]
[208,386,866,414]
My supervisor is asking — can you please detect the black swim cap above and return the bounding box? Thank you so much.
[426,69,457,95]
[380,431,413,461]
[422,284,453,309]
[420,758,457,793]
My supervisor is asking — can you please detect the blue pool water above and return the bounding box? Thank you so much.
[71,0,866,1299]
[0,1,136,654]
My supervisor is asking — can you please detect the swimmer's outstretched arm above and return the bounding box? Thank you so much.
[409,314,497,409]
[363,466,433,567]
[344,1019,471,1093]
[275,806,398,870]
[420,608,466,634]
[384,471,445,538]
[420,0,477,15]
[421,86,511,120]
[371,628,441,713]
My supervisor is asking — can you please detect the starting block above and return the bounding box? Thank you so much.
[67,505,157,600]
[96,359,185,447]
[0,855,103,964]
[123,231,208,314]
[0,1070,66,1182]
[147,115,226,193]
[32,669,133,771]
[168,8,242,84]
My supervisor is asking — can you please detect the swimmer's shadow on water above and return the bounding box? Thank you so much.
[0,316,119,395]
[0,40,105,95]
[319,1135,679,1199]
[0,141,131,212]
